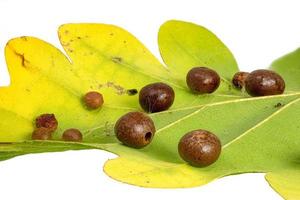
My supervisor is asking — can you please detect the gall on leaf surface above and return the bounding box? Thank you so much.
[0,20,299,199]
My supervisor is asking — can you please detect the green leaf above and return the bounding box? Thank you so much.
[158,20,239,93]
[266,170,300,200]
[271,48,300,92]
[104,93,300,188]
[0,20,299,199]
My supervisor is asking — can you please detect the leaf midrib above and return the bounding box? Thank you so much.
[153,92,300,145]
[150,92,300,116]
[79,92,300,147]
[100,93,300,177]
[4,94,300,175]
[222,96,300,149]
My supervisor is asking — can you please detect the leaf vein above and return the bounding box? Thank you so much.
[222,97,300,149]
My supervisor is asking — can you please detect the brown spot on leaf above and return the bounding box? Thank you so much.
[0,142,13,145]
[114,84,125,94]
[112,56,122,63]
[77,36,81,39]
[274,102,283,108]
[98,81,128,95]
[7,44,30,67]
[14,52,29,67]
[126,89,138,96]
[20,36,28,41]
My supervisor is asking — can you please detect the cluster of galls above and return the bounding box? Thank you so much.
[32,114,58,140]
[32,113,83,142]
[32,91,104,142]
[232,69,285,96]
[114,66,286,167]
[32,66,285,168]
[114,67,222,167]
[186,67,285,97]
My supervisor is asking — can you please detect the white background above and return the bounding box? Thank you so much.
[0,0,299,199]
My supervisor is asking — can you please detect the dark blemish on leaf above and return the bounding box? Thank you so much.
[109,33,114,36]
[123,40,127,44]
[98,84,103,89]
[98,82,128,95]
[68,49,74,53]
[146,181,150,183]
[274,102,283,108]
[25,88,31,92]
[126,89,138,96]
[0,142,13,145]
[85,35,89,38]
[113,84,126,95]
[112,56,122,64]
[70,39,74,42]
[77,36,81,39]
[11,50,30,68]
[64,30,69,34]
[20,36,28,41]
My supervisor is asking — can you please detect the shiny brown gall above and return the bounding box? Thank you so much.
[178,129,221,167]
[245,69,285,96]
[139,83,175,113]
[62,128,83,142]
[114,112,156,148]
[83,91,104,109]
[186,67,220,94]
